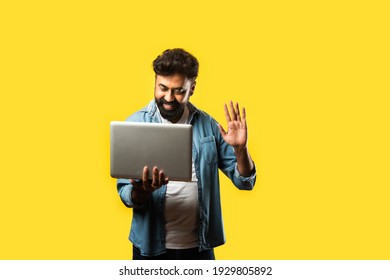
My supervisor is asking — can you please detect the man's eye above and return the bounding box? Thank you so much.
[173,89,185,95]
[160,87,168,92]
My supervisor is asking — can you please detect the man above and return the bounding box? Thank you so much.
[117,48,256,260]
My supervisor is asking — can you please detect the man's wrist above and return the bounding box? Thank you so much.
[233,145,248,157]
[234,146,255,177]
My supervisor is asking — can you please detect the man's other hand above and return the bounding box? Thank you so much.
[218,100,248,153]
[130,166,169,205]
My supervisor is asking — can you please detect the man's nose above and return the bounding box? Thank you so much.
[164,90,175,102]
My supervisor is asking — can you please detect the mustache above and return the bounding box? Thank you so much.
[159,98,179,107]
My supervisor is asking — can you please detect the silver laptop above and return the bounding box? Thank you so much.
[110,121,193,181]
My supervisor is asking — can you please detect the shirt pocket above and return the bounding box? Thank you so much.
[200,136,218,164]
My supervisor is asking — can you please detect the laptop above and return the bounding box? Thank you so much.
[110,121,193,181]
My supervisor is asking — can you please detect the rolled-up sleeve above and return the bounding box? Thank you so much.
[117,178,147,209]
[117,178,133,207]
[233,163,257,190]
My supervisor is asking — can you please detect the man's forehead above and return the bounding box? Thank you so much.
[156,74,191,86]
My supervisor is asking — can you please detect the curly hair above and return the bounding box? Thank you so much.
[153,48,199,79]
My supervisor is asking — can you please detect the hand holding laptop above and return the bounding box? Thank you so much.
[130,166,169,205]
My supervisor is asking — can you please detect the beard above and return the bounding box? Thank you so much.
[155,97,185,123]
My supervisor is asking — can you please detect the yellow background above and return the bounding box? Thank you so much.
[1,0,389,259]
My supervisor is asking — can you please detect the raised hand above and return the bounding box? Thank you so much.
[218,101,248,153]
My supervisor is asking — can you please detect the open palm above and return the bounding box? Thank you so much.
[218,101,248,152]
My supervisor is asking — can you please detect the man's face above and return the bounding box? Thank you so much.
[154,74,194,123]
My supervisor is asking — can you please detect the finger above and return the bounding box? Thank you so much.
[151,167,159,189]
[142,166,149,191]
[235,102,241,122]
[159,171,166,187]
[242,107,247,128]
[158,170,169,186]
[224,103,231,123]
[218,123,227,137]
[229,100,237,121]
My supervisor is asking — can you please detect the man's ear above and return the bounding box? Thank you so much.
[190,81,196,96]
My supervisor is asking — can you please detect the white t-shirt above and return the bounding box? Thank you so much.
[157,105,199,249]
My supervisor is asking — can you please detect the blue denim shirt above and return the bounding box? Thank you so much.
[117,100,256,257]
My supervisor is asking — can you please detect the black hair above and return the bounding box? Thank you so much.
[153,48,199,79]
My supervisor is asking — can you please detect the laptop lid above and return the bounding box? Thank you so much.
[110,121,193,181]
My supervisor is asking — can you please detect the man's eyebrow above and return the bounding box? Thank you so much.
[158,83,184,90]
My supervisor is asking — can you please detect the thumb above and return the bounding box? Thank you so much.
[218,123,227,137]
